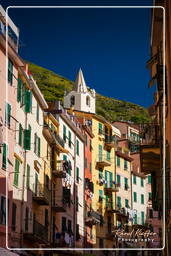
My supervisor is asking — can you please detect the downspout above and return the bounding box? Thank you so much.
[20,113,27,248]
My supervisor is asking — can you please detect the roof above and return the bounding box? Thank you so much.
[73,68,87,93]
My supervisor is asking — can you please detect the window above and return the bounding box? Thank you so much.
[12,203,17,231]
[106,150,110,161]
[133,192,137,202]
[36,103,39,123]
[134,214,137,224]
[68,160,72,175]
[149,192,152,201]
[149,209,153,218]
[26,164,30,189]
[76,224,80,240]
[148,175,152,184]
[98,145,103,161]
[68,220,72,232]
[25,207,29,232]
[98,123,103,134]
[99,238,104,248]
[76,139,79,156]
[2,143,8,169]
[76,196,79,212]
[141,194,144,204]
[133,175,136,184]
[124,178,128,190]
[86,96,90,107]
[63,125,67,142]
[76,167,79,183]
[62,217,66,232]
[68,131,72,148]
[14,158,20,187]
[99,168,103,180]
[17,78,22,102]
[124,160,128,170]
[24,127,31,150]
[141,211,145,225]
[85,134,88,146]
[18,123,23,146]
[34,133,40,156]
[116,174,121,185]
[125,199,129,208]
[141,178,144,187]
[5,102,11,128]
[117,196,121,208]
[90,163,92,173]
[8,58,13,84]
[24,89,32,113]
[85,158,87,168]
[45,209,48,227]
[99,190,103,202]
[70,95,75,106]
[116,156,120,167]
[0,196,6,224]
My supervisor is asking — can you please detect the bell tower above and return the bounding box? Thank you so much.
[64,68,96,113]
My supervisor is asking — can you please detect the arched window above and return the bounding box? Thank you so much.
[86,96,90,107]
[70,95,75,106]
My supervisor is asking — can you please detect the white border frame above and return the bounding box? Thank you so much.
[5,5,165,252]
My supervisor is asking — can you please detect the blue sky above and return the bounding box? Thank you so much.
[2,0,154,107]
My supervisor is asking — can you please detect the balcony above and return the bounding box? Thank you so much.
[32,184,50,205]
[52,199,66,212]
[23,220,48,244]
[140,124,161,175]
[96,155,111,167]
[85,210,102,226]
[52,160,66,178]
[105,203,116,213]
[43,124,68,153]
[115,207,129,219]
[105,135,117,148]
[104,184,119,194]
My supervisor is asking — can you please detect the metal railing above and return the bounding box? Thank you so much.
[33,183,51,202]
[33,220,48,242]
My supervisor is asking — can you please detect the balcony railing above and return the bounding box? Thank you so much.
[96,155,111,167]
[33,184,50,205]
[52,160,67,178]
[104,184,119,194]
[115,206,129,218]
[105,135,117,148]
[139,124,161,174]
[24,219,48,243]
[43,124,67,153]
[85,209,103,226]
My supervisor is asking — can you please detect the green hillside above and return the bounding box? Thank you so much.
[28,62,150,124]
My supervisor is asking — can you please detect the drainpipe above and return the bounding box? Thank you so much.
[20,113,28,248]
[73,133,76,247]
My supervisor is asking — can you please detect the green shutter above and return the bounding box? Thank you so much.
[19,124,23,146]
[106,195,109,207]
[17,78,22,102]
[76,167,79,182]
[63,125,66,142]
[68,160,71,175]
[26,164,30,188]
[117,175,120,185]
[105,170,108,187]
[134,214,137,224]
[148,175,152,184]
[24,129,31,150]
[141,194,144,204]
[68,131,71,148]
[133,175,136,184]
[98,145,102,161]
[106,150,110,161]
[63,155,67,161]
[125,199,129,208]
[8,59,13,84]
[99,168,103,179]
[38,137,41,157]
[124,160,128,170]
[24,90,31,113]
[109,172,113,188]
[99,190,103,201]
[149,192,152,200]
[76,140,79,155]
[134,192,137,202]
[14,159,20,186]
[117,196,121,208]
[117,156,120,166]
[141,212,145,225]
[2,144,7,169]
[98,123,103,134]
[5,103,11,127]
[141,178,144,187]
